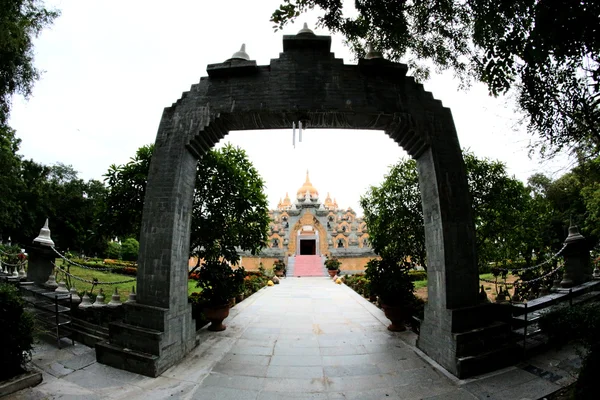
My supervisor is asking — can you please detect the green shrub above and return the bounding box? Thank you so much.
[539,302,600,348]
[408,270,427,281]
[539,301,600,399]
[0,283,35,380]
[105,241,121,259]
[121,238,139,262]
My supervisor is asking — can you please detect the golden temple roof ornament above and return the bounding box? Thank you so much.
[296,170,319,198]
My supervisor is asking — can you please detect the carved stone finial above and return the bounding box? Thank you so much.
[230,44,250,61]
[297,23,315,35]
[108,287,122,307]
[79,291,93,309]
[365,44,384,60]
[33,218,55,246]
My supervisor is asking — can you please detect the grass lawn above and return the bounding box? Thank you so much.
[50,260,200,302]
[413,272,518,301]
[414,279,428,289]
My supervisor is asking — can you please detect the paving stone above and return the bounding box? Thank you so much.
[266,365,324,379]
[270,355,323,366]
[59,350,97,370]
[324,364,381,377]
[263,377,328,393]
[320,345,369,356]
[327,387,401,400]
[201,373,264,391]
[212,361,268,377]
[322,354,373,366]
[259,391,330,400]
[37,361,74,378]
[191,386,259,400]
[274,346,321,356]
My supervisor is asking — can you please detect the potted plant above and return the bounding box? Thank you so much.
[195,260,245,331]
[273,259,286,277]
[365,257,417,331]
[324,255,341,278]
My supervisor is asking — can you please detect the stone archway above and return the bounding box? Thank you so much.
[96,29,479,378]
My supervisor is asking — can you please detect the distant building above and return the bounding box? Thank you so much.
[239,171,377,273]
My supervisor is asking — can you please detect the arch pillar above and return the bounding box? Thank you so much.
[410,108,482,378]
[96,107,213,377]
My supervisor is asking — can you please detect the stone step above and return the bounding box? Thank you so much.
[107,321,163,356]
[95,341,160,377]
[454,321,512,357]
[456,343,519,378]
[293,255,325,277]
[66,317,110,347]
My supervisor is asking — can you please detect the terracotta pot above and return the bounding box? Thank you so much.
[204,304,230,331]
[328,270,337,278]
[381,303,408,332]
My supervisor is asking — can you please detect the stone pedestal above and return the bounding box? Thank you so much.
[95,302,197,377]
[25,244,56,286]
[418,303,515,378]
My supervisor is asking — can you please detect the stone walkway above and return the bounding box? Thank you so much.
[8,278,580,399]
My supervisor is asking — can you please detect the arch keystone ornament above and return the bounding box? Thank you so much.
[96,29,488,378]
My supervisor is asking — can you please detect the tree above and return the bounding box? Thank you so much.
[360,158,425,268]
[191,144,270,265]
[271,1,600,158]
[0,126,23,237]
[360,151,534,270]
[0,0,59,124]
[104,144,270,264]
[11,161,108,253]
[103,144,154,240]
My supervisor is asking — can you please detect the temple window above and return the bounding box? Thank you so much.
[337,239,344,248]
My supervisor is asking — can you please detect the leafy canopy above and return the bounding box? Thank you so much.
[360,151,534,270]
[0,0,59,124]
[104,143,270,264]
[271,1,600,158]
[191,144,270,265]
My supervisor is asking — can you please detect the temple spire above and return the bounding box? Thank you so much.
[305,169,310,183]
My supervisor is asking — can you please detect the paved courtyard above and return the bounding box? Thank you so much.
[8,278,579,399]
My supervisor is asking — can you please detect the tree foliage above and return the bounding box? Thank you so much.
[271,0,600,157]
[0,0,59,124]
[191,144,270,265]
[0,126,23,235]
[360,151,534,270]
[104,143,270,264]
[103,144,154,240]
[360,158,424,267]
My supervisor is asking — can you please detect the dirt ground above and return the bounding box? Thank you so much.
[414,275,519,302]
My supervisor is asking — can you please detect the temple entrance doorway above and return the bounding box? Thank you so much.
[300,239,316,255]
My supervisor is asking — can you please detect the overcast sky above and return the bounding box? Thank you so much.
[9,0,571,215]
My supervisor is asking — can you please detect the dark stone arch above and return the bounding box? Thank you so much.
[97,31,480,378]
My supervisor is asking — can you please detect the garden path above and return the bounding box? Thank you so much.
[8,277,578,399]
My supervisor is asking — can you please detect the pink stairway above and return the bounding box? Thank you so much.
[292,255,325,277]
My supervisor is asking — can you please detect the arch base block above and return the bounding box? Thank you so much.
[417,302,517,379]
[95,303,198,377]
